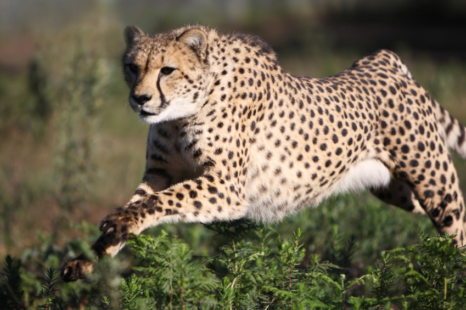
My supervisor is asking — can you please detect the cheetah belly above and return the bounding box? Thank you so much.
[329,159,391,196]
[244,159,391,223]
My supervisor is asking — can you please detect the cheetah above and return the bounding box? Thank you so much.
[61,25,466,281]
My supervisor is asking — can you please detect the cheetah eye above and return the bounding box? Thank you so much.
[160,67,175,75]
[126,64,138,74]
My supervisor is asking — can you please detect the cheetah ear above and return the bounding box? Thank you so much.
[124,25,144,46]
[178,28,207,58]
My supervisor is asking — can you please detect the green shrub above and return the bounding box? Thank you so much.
[0,255,24,309]
[1,221,465,309]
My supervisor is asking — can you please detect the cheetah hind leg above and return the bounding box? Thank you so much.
[376,147,466,246]
[369,178,426,215]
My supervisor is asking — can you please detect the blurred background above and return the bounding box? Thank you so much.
[1,0,466,271]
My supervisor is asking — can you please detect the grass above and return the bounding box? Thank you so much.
[1,214,464,309]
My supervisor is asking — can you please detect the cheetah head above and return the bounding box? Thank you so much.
[122,26,211,124]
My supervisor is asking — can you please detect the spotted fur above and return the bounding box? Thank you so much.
[62,25,466,281]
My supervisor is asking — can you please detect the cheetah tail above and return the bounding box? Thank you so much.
[432,99,466,159]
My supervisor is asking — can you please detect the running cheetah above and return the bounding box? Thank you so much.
[62,25,466,281]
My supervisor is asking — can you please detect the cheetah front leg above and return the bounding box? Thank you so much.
[61,174,245,281]
[59,179,167,282]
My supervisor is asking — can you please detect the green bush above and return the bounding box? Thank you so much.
[1,221,465,309]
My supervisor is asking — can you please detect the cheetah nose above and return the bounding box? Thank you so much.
[132,94,152,106]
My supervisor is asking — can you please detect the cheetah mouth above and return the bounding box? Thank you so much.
[140,110,158,117]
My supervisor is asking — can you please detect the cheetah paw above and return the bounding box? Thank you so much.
[99,211,136,241]
[61,257,93,282]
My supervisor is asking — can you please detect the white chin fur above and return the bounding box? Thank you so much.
[139,98,199,124]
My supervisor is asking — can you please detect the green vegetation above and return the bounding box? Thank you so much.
[1,194,465,308]
[1,221,465,309]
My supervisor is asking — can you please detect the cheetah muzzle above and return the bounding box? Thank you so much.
[61,25,466,282]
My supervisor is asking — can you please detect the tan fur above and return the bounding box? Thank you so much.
[61,25,466,281]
